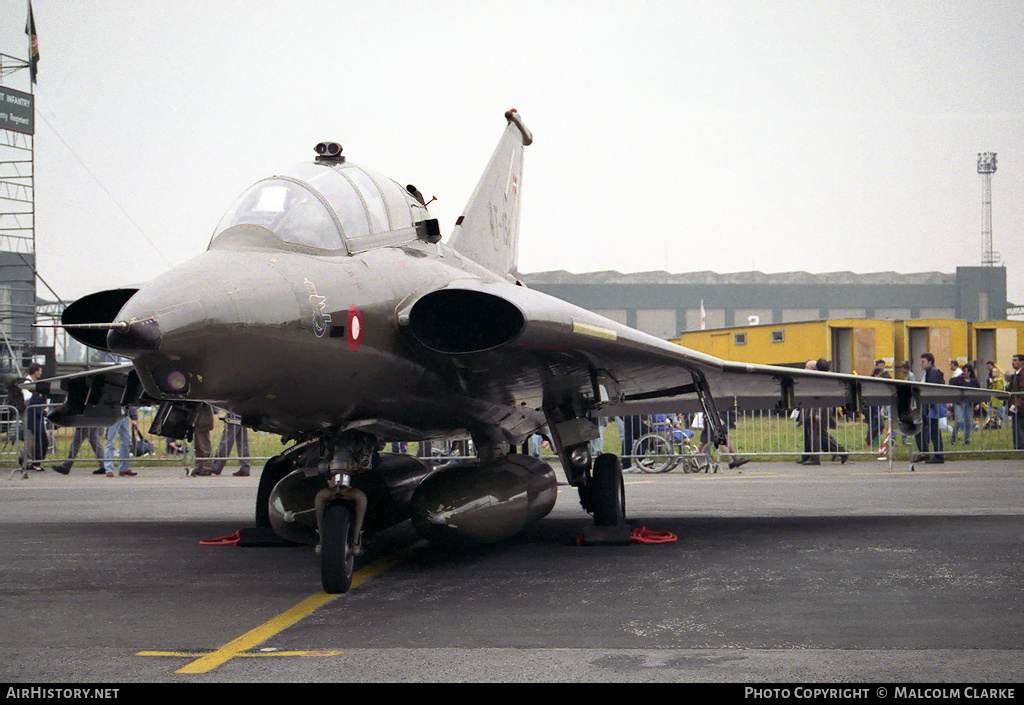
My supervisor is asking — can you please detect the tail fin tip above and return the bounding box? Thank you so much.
[505,109,533,146]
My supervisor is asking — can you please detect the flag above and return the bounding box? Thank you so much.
[699,300,706,330]
[25,1,39,85]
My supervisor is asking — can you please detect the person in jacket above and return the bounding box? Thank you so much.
[950,363,981,444]
[914,353,945,464]
[985,361,1006,429]
[22,363,44,471]
[101,406,139,477]
[1009,354,1024,450]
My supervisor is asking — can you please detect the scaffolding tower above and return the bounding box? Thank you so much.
[0,52,39,376]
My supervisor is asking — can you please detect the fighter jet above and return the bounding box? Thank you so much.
[51,110,996,592]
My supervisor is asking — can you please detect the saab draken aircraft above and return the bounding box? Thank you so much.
[50,110,996,592]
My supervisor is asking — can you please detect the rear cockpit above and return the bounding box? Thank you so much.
[211,153,432,254]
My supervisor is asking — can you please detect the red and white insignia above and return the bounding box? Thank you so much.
[347,305,363,352]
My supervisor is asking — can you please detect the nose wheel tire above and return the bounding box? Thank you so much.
[320,501,356,593]
[591,453,626,526]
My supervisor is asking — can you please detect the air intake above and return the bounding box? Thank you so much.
[408,289,524,354]
[61,288,139,351]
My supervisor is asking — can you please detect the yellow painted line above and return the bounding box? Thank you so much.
[140,649,344,659]
[710,473,802,479]
[139,651,198,658]
[174,544,418,674]
[175,592,336,673]
[852,470,971,476]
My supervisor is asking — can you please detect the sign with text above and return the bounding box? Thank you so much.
[1,86,34,135]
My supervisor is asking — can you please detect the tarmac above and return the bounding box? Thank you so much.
[1,457,1022,683]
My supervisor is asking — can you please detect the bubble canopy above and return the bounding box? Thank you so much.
[212,161,428,253]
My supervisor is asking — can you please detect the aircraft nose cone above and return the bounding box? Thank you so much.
[106,318,162,357]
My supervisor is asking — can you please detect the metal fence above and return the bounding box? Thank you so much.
[9,401,1020,479]
[14,404,287,477]
[606,403,1022,471]
[1,405,22,479]
[11,405,484,477]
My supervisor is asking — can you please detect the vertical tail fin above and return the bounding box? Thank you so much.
[448,110,532,276]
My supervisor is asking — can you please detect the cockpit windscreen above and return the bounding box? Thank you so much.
[212,162,426,254]
[214,178,343,251]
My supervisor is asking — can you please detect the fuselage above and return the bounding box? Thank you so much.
[109,225,520,438]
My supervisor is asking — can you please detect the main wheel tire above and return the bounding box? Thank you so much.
[591,453,625,526]
[321,501,356,593]
[632,433,677,473]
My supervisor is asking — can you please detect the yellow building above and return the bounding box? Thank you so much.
[969,320,1024,372]
[670,317,1020,380]
[671,319,896,376]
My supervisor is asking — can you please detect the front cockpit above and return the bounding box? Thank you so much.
[211,157,432,254]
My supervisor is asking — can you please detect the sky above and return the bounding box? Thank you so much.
[2,0,1022,306]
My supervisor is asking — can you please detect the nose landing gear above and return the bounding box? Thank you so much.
[314,430,374,593]
[319,501,357,593]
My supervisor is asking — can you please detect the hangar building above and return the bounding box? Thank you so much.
[519,266,1009,340]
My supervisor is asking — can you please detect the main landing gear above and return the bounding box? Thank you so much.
[543,390,629,542]
[589,452,626,527]
[562,447,629,545]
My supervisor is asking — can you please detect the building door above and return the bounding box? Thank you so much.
[976,329,995,369]
[995,327,1018,371]
[852,327,877,376]
[929,326,952,375]
[831,327,852,374]
[710,332,730,359]
[831,326,877,375]
[908,327,928,379]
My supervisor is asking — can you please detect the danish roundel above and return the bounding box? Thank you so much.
[348,305,363,352]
